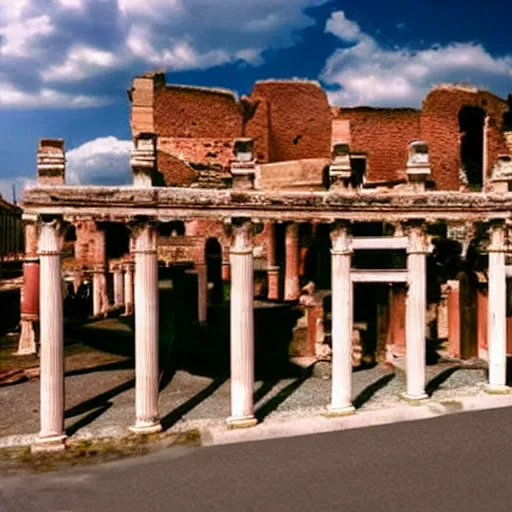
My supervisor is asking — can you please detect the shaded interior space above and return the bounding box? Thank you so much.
[459,105,486,190]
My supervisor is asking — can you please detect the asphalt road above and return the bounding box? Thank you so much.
[2,407,512,512]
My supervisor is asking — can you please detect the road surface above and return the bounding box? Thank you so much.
[2,407,512,511]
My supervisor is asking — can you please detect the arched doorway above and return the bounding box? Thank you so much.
[459,106,486,190]
[206,238,223,303]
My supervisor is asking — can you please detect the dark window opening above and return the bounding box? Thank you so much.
[459,106,486,190]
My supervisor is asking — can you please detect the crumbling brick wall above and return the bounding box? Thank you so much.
[156,149,198,187]
[420,85,508,190]
[244,96,270,163]
[74,220,104,269]
[153,85,244,139]
[334,108,421,183]
[250,81,331,163]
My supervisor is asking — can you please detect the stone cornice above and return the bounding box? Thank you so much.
[22,186,512,223]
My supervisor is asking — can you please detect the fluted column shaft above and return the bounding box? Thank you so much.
[284,222,300,301]
[267,222,279,300]
[404,225,428,400]
[113,265,124,307]
[227,219,257,428]
[92,266,107,316]
[487,223,509,392]
[130,223,161,433]
[327,223,355,415]
[123,261,134,316]
[33,219,66,451]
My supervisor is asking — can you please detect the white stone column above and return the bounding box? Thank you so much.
[326,222,355,416]
[227,218,257,428]
[92,265,107,317]
[113,264,124,308]
[123,261,134,316]
[403,223,429,401]
[32,218,66,452]
[129,222,161,434]
[486,222,510,393]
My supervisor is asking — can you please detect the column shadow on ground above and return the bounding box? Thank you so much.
[425,366,460,397]
[254,374,311,422]
[160,377,228,431]
[64,377,135,436]
[352,373,395,409]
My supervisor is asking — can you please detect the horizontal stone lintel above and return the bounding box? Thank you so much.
[350,269,408,283]
[21,185,512,223]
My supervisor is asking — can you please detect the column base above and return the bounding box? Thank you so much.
[399,392,429,404]
[129,420,162,435]
[484,384,512,395]
[323,404,356,417]
[226,415,258,429]
[15,320,38,355]
[31,434,67,453]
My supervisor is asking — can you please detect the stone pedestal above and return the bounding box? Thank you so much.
[129,223,162,433]
[227,219,257,428]
[123,261,134,316]
[17,218,39,355]
[486,223,510,393]
[403,224,428,401]
[284,222,300,301]
[326,223,355,416]
[32,219,66,452]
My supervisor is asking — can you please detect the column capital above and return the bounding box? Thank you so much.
[37,216,66,256]
[129,219,158,255]
[329,221,352,255]
[487,221,508,253]
[226,217,254,254]
[404,221,430,255]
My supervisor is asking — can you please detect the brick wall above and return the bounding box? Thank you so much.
[420,85,508,190]
[156,149,197,187]
[153,85,244,139]
[334,107,421,182]
[244,96,270,162]
[251,81,331,163]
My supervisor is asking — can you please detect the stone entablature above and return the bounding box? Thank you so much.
[23,186,512,224]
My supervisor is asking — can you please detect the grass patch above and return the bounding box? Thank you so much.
[0,430,201,475]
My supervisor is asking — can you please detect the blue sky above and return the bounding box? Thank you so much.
[0,0,510,201]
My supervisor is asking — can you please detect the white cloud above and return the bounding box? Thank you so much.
[0,80,109,108]
[55,0,84,10]
[0,15,55,58]
[41,45,119,83]
[66,136,133,185]
[322,10,512,107]
[0,0,326,107]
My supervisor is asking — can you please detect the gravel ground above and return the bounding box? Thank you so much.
[0,359,488,440]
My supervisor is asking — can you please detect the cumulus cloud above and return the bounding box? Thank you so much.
[322,11,512,107]
[66,136,133,186]
[0,0,327,107]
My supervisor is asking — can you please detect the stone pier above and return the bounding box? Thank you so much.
[17,216,40,355]
[284,222,300,301]
[123,261,134,316]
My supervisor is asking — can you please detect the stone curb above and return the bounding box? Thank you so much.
[2,393,511,451]
[199,393,512,447]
